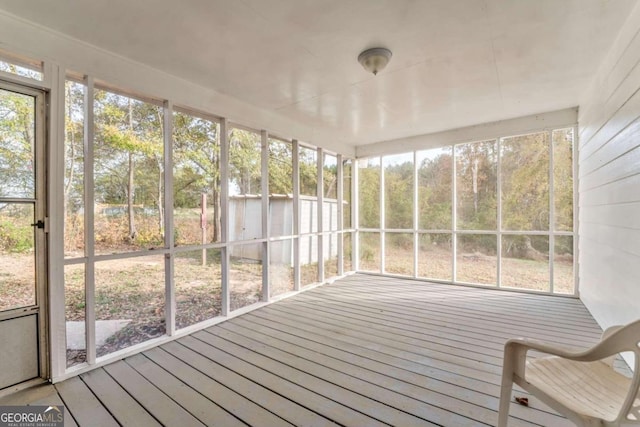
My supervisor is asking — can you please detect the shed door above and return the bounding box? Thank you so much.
[0,81,47,390]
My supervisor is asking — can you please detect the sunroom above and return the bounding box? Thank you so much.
[0,1,639,426]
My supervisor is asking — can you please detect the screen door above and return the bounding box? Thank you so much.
[0,81,47,390]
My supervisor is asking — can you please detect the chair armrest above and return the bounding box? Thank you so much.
[505,338,581,359]
[601,325,625,367]
[602,325,625,340]
[503,338,598,379]
[505,333,636,363]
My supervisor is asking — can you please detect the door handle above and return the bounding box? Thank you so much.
[31,220,45,229]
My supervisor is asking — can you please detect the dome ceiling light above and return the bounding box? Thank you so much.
[358,47,392,76]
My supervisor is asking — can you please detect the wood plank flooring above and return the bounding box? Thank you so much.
[1,274,607,426]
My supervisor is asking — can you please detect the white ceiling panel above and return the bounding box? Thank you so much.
[0,0,635,149]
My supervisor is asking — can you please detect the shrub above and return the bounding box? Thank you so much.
[360,245,374,261]
[0,219,33,253]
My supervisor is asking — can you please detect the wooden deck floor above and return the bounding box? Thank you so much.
[1,274,607,426]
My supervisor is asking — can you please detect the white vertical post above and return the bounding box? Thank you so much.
[41,61,53,90]
[292,140,300,290]
[572,125,579,296]
[379,157,385,273]
[351,159,356,271]
[451,145,457,283]
[496,138,503,288]
[548,129,555,293]
[261,130,270,301]
[413,151,419,278]
[336,154,344,276]
[84,75,96,364]
[163,100,175,335]
[48,63,67,379]
[220,119,230,316]
[317,148,324,283]
[353,160,359,271]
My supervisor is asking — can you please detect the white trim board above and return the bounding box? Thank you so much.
[356,108,578,158]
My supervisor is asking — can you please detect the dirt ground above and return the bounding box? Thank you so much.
[360,245,574,294]
[0,253,35,311]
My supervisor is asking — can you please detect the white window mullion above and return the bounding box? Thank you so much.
[219,118,230,316]
[50,64,66,378]
[548,129,555,293]
[292,140,301,290]
[497,138,503,288]
[353,160,359,271]
[261,130,270,301]
[317,148,324,283]
[380,157,385,274]
[84,75,96,364]
[336,154,344,276]
[451,145,457,283]
[163,100,175,335]
[413,151,419,278]
[573,125,579,296]
[38,61,51,89]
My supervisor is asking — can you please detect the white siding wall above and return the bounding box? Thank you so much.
[578,2,640,330]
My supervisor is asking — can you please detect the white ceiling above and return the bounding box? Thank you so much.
[0,0,635,148]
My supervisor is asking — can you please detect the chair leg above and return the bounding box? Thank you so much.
[497,375,513,427]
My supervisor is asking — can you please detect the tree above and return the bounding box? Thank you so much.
[553,129,574,233]
[358,160,380,228]
[299,146,317,196]
[94,90,163,245]
[64,81,85,252]
[501,132,549,232]
[384,160,413,229]
[500,132,554,260]
[0,88,35,198]
[0,87,36,254]
[173,112,221,241]
[228,129,261,195]
[418,149,452,230]
[268,139,293,195]
[456,141,498,231]
[323,155,338,200]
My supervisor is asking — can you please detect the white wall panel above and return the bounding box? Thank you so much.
[579,117,640,177]
[580,238,640,328]
[580,143,640,191]
[580,173,640,207]
[580,88,640,160]
[579,26,640,147]
[580,225,640,258]
[580,202,640,230]
[578,2,640,330]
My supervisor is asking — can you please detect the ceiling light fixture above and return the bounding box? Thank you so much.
[358,47,392,76]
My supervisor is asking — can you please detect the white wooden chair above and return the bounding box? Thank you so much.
[498,319,640,427]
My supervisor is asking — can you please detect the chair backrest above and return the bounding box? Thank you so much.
[590,320,640,360]
[598,320,640,424]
